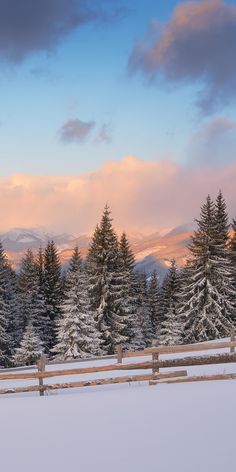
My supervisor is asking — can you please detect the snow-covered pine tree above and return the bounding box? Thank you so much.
[214,190,236,326]
[18,249,48,343]
[159,260,182,345]
[43,240,62,350]
[0,243,11,366]
[35,247,52,352]
[86,206,120,354]
[0,243,18,361]
[135,272,153,347]
[13,322,43,366]
[148,270,161,339]
[119,232,135,272]
[69,245,82,274]
[53,246,101,360]
[110,233,138,351]
[230,218,236,291]
[64,245,82,291]
[4,264,21,351]
[178,195,235,343]
[118,233,144,350]
[18,249,37,329]
[35,247,45,291]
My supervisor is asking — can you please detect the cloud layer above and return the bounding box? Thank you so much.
[0,0,121,63]
[0,156,236,234]
[129,0,236,113]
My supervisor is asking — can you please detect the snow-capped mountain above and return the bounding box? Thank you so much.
[0,225,193,279]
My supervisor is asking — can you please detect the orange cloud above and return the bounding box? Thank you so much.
[0,156,235,235]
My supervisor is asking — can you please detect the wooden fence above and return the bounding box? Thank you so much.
[0,332,236,397]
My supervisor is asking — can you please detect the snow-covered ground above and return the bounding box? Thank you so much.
[1,343,236,472]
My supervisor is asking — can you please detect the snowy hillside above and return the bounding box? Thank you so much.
[0,227,75,251]
[1,342,236,472]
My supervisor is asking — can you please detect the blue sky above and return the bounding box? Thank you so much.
[1,0,234,176]
[0,0,236,233]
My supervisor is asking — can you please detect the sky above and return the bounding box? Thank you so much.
[0,0,236,234]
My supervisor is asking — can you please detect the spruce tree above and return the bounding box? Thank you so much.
[148,270,161,338]
[178,195,235,342]
[160,260,182,345]
[111,237,134,351]
[44,240,62,349]
[35,247,45,292]
[13,322,43,366]
[0,243,14,365]
[119,232,135,272]
[230,218,236,291]
[135,272,153,347]
[5,265,21,351]
[214,190,236,326]
[118,233,145,350]
[86,206,120,354]
[18,249,48,344]
[0,288,11,367]
[53,247,101,360]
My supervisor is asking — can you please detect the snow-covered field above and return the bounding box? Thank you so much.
[1,343,236,472]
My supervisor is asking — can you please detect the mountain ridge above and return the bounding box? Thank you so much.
[0,226,193,280]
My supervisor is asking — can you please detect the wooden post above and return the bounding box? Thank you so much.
[230,330,235,354]
[152,340,159,379]
[37,355,46,396]
[116,345,123,364]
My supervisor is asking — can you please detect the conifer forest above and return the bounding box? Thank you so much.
[1,190,236,367]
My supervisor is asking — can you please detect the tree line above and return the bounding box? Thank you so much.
[0,192,236,367]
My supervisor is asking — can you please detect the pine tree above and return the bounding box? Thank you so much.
[35,247,45,291]
[35,247,52,350]
[13,323,43,366]
[18,249,48,344]
[230,218,236,291]
[119,232,135,272]
[178,195,235,343]
[117,233,145,350]
[160,260,182,345]
[110,233,140,351]
[53,247,101,360]
[44,240,62,350]
[0,243,14,365]
[86,206,120,354]
[135,272,153,347]
[148,270,161,338]
[214,190,236,326]
[5,265,21,351]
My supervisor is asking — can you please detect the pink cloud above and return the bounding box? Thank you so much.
[0,156,236,235]
[129,0,236,113]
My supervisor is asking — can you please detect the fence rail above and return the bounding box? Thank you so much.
[0,333,236,397]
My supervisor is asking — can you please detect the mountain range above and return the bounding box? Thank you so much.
[0,225,195,281]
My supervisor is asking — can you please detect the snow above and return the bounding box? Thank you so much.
[1,342,236,471]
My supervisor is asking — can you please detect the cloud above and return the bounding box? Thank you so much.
[93,123,112,144]
[59,118,95,143]
[0,0,123,63]
[0,156,236,234]
[189,116,236,165]
[129,0,236,113]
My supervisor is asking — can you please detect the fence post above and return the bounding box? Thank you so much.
[230,329,235,354]
[116,345,123,364]
[37,355,46,396]
[152,340,159,379]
